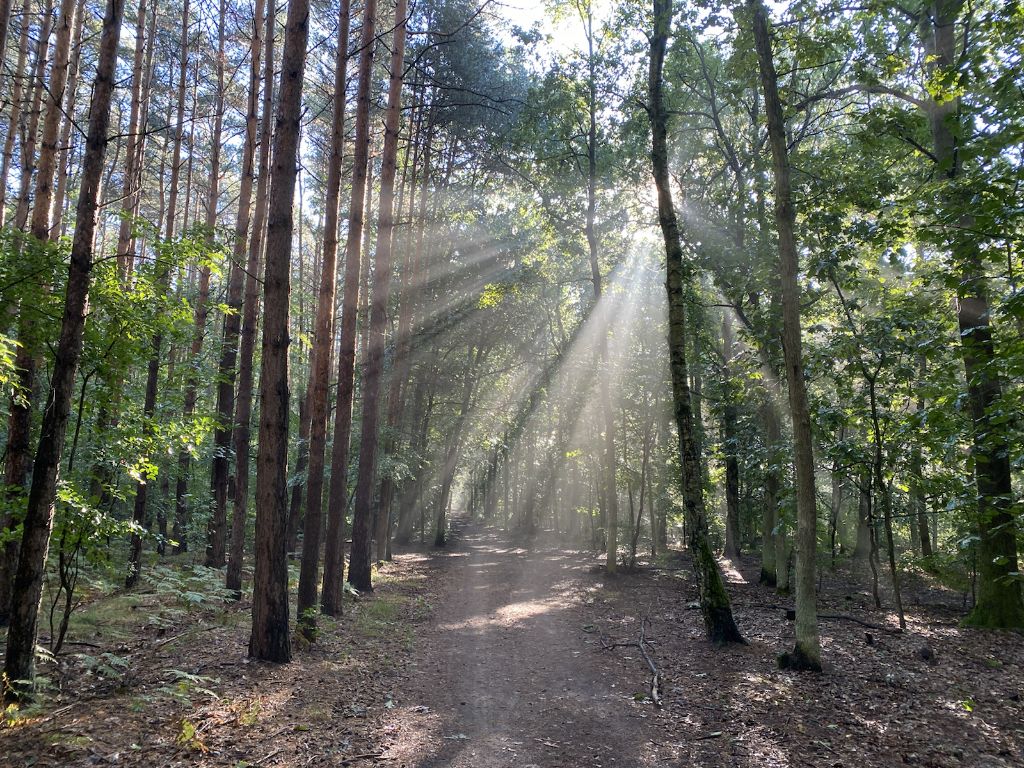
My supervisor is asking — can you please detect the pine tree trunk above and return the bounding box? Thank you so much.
[374,86,427,563]
[50,0,86,238]
[209,0,263,570]
[249,0,310,663]
[0,0,34,227]
[11,0,52,233]
[321,0,378,613]
[2,0,124,698]
[1,0,53,609]
[294,0,350,634]
[127,0,190,586]
[29,0,77,241]
[177,0,227,549]
[226,0,275,599]
[113,0,150,278]
[348,0,409,592]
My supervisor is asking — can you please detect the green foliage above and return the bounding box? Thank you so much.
[143,565,236,608]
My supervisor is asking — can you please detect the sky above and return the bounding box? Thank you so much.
[489,0,614,56]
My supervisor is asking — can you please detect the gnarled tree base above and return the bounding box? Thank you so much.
[962,598,1024,631]
[778,644,822,672]
[692,538,745,646]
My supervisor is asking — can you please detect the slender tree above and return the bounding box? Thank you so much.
[295,0,351,635]
[2,0,126,698]
[749,0,821,670]
[648,0,743,645]
[349,0,410,591]
[127,0,191,585]
[249,0,310,662]
[321,0,378,611]
[209,0,264,569]
[227,0,275,599]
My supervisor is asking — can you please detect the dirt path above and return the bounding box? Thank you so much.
[378,520,1024,768]
[5,519,1021,767]
[384,521,667,767]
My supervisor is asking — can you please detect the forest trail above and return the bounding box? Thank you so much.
[384,520,665,767]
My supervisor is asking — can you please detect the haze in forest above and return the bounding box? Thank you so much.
[0,0,1022,764]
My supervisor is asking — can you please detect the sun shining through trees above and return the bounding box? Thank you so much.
[3,0,1024,762]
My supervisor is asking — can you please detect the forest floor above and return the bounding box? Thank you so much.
[2,520,1023,767]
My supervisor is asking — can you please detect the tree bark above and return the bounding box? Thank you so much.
[28,0,77,242]
[249,0,310,663]
[294,0,351,635]
[721,313,741,560]
[227,0,276,599]
[321,0,378,612]
[649,0,743,646]
[2,0,124,698]
[348,0,409,592]
[757,398,778,585]
[127,0,190,586]
[0,0,33,228]
[113,0,150,279]
[209,0,264,570]
[749,0,821,670]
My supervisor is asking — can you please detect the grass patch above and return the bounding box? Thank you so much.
[351,594,416,649]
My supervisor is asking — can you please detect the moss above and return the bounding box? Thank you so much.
[692,538,745,646]
[961,598,1024,631]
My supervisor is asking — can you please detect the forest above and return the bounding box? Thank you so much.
[0,0,1022,762]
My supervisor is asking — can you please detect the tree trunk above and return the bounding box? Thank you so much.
[348,0,408,592]
[249,0,310,663]
[649,0,742,646]
[758,397,779,585]
[721,313,741,560]
[749,0,821,670]
[578,0,617,572]
[0,0,51,620]
[127,0,190,586]
[209,0,264,570]
[286,386,310,552]
[2,0,124,698]
[29,0,77,242]
[321,0,378,613]
[51,0,88,238]
[0,0,34,228]
[294,0,351,635]
[113,0,150,278]
[922,0,1023,628]
[10,0,51,233]
[227,0,276,599]
[171,0,225,560]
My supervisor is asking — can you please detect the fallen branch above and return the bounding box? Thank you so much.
[818,613,901,634]
[340,753,390,765]
[689,731,724,741]
[600,617,663,708]
[781,608,901,634]
[253,748,282,766]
